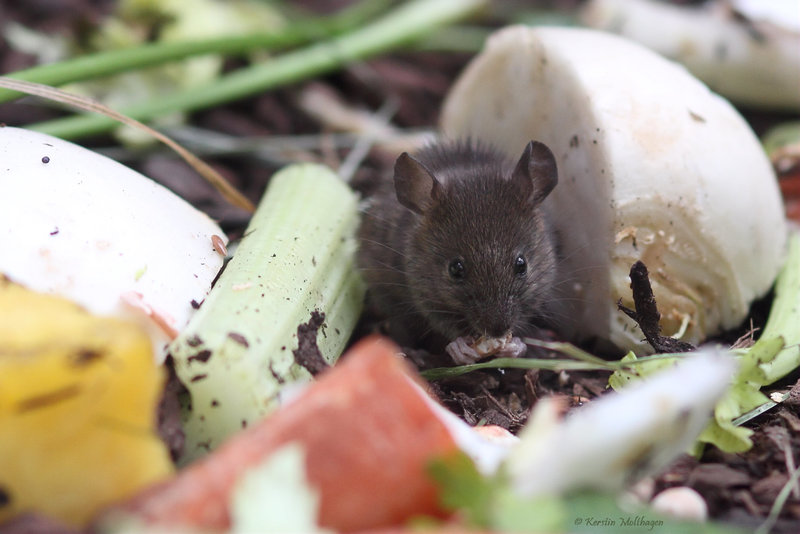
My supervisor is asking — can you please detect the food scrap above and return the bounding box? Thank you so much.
[0,276,173,527]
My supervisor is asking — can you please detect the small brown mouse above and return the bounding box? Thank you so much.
[357,139,559,363]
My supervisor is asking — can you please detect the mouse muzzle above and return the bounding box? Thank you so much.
[471,310,514,340]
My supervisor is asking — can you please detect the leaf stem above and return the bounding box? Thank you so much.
[24,0,486,140]
[0,0,390,104]
[420,358,612,381]
[753,232,800,384]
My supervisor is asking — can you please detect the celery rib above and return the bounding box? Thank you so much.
[170,163,364,462]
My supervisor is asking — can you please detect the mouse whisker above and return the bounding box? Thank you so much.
[357,238,411,260]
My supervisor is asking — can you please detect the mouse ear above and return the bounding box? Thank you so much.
[512,140,558,205]
[394,152,441,215]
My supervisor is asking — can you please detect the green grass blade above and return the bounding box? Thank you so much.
[0,0,390,104]
[25,0,486,140]
[420,357,613,381]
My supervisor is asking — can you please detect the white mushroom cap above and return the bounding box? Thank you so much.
[441,26,787,352]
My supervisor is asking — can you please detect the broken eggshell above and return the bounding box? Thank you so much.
[0,126,227,359]
[441,26,788,353]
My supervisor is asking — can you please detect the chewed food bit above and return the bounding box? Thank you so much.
[446,333,526,365]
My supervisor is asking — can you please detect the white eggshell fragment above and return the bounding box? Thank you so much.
[0,126,227,358]
[441,26,787,352]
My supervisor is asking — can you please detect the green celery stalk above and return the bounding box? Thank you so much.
[170,163,364,462]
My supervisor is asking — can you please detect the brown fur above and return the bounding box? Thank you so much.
[357,139,559,349]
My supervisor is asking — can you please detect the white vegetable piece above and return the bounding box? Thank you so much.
[505,349,736,496]
[230,444,326,534]
[580,0,800,111]
[651,486,709,522]
[441,26,788,352]
[0,126,227,359]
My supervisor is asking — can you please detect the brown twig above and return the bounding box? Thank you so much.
[617,261,696,353]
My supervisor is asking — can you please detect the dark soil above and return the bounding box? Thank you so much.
[293,310,331,376]
[1,1,798,533]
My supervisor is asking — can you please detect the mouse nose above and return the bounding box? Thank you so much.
[474,314,513,339]
[486,324,512,338]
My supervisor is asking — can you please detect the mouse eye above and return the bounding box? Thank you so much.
[448,259,466,280]
[514,254,527,275]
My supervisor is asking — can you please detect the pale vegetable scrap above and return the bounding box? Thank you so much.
[581,0,800,111]
[441,26,787,353]
[0,277,173,528]
[97,336,456,533]
[651,487,709,522]
[506,349,736,497]
[0,126,227,359]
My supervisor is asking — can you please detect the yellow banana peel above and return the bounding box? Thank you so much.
[0,275,173,527]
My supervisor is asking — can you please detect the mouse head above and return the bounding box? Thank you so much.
[395,140,557,214]
[394,140,559,341]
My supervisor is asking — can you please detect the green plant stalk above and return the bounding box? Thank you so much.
[761,120,800,156]
[524,338,623,367]
[413,25,490,53]
[608,232,800,453]
[422,339,693,381]
[170,163,364,463]
[697,233,800,451]
[0,0,389,105]
[750,231,800,384]
[26,0,486,140]
[755,461,800,534]
[420,358,612,381]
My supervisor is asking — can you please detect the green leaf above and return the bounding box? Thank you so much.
[761,121,800,156]
[608,232,800,453]
[564,491,748,534]
[608,351,679,390]
[428,454,750,533]
[427,451,497,527]
[736,336,784,383]
[24,0,487,140]
[489,488,565,533]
